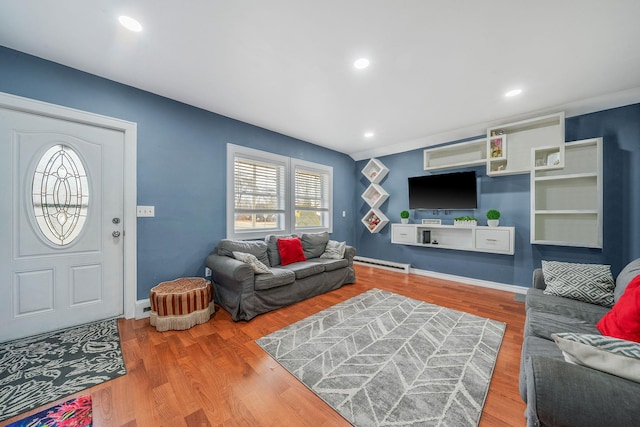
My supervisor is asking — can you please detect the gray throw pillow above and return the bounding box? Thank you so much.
[320,240,346,259]
[542,260,615,307]
[552,333,640,383]
[301,232,330,259]
[615,258,640,303]
[265,234,297,266]
[232,251,271,274]
[217,239,270,267]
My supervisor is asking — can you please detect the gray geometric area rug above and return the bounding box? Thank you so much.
[256,289,506,426]
[0,318,127,422]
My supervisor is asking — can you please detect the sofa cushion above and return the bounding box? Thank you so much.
[301,232,329,259]
[526,288,610,325]
[218,239,270,267]
[254,268,296,291]
[312,257,349,271]
[232,251,270,274]
[615,258,640,303]
[552,333,640,383]
[525,309,601,341]
[265,234,297,266]
[277,237,307,266]
[320,240,346,260]
[282,261,325,279]
[597,275,640,342]
[542,260,615,307]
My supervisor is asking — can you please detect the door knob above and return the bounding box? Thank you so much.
[112,231,121,238]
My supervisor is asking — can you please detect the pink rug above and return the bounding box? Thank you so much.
[7,395,92,427]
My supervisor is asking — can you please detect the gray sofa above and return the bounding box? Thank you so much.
[520,258,640,427]
[206,232,356,321]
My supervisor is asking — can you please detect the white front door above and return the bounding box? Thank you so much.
[0,106,125,342]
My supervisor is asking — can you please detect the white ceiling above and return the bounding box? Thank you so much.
[1,1,640,160]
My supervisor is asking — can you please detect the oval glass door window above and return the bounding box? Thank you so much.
[32,144,89,246]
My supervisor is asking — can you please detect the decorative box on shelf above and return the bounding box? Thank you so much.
[453,218,478,227]
[361,183,389,208]
[361,158,389,184]
[532,145,565,170]
[488,133,506,160]
[361,208,389,233]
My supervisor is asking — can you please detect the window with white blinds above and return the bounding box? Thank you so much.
[227,144,333,239]
[293,162,331,229]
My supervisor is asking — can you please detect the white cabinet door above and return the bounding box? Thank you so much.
[475,229,512,253]
[391,225,417,244]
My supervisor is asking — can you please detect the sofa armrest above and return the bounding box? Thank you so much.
[206,253,254,284]
[532,268,547,290]
[344,245,356,265]
[525,355,640,427]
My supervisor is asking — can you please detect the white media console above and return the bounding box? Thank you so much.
[391,223,515,255]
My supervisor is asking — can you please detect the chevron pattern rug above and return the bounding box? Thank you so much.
[256,289,505,426]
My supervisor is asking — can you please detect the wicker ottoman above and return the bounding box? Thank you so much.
[149,277,214,332]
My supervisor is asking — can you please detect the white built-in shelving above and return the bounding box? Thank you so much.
[362,183,389,209]
[423,138,487,171]
[415,111,603,250]
[361,158,389,184]
[487,112,564,176]
[391,223,515,255]
[362,209,390,233]
[531,138,602,248]
[361,158,389,233]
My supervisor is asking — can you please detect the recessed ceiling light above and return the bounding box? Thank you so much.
[505,88,523,97]
[354,58,370,70]
[364,132,375,138]
[118,16,143,32]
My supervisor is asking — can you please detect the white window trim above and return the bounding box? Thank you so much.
[227,143,333,240]
[291,158,333,234]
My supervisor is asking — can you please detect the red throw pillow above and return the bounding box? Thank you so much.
[597,274,640,343]
[277,237,306,266]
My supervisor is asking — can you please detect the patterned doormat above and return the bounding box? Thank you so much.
[256,289,505,426]
[0,319,126,422]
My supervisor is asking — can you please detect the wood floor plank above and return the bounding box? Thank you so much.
[1,265,527,426]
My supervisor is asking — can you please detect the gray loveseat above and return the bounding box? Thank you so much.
[519,258,640,427]
[206,232,356,321]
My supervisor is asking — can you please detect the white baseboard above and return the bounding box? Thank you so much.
[135,298,151,319]
[354,256,411,273]
[410,267,528,294]
[354,257,528,294]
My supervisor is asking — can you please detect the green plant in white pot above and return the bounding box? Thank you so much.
[486,209,501,227]
[400,210,410,224]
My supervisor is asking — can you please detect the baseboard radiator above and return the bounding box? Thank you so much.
[353,256,411,274]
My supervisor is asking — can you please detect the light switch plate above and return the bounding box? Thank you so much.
[137,205,155,217]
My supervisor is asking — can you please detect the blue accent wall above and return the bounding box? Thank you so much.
[2,46,638,295]
[356,104,640,287]
[0,47,357,299]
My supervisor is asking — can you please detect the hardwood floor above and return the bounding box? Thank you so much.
[2,265,527,426]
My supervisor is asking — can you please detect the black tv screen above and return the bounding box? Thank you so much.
[408,171,477,209]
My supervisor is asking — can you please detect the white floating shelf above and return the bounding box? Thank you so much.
[361,208,389,233]
[361,183,389,208]
[361,158,389,184]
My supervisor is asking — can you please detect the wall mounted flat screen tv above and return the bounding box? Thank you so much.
[408,171,477,210]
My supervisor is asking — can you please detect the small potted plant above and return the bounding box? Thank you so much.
[486,209,501,227]
[400,210,410,224]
